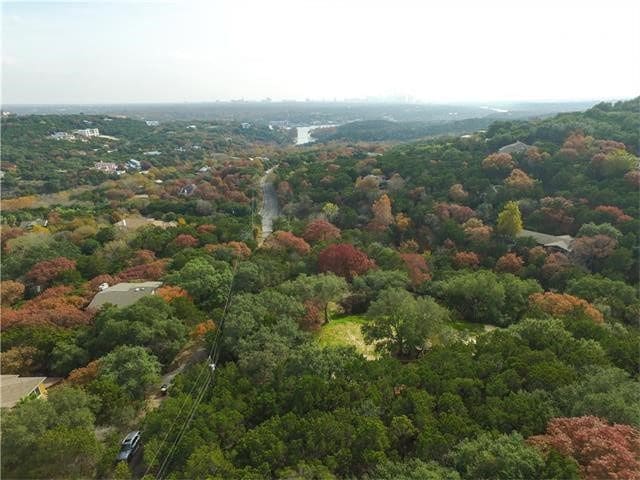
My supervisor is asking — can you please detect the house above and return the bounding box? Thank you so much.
[126,159,142,170]
[87,281,163,310]
[517,229,574,252]
[19,219,48,230]
[179,184,197,196]
[0,375,47,409]
[93,161,118,174]
[145,120,160,126]
[241,122,251,129]
[115,216,177,231]
[49,131,75,141]
[197,166,211,173]
[74,128,100,138]
[498,141,532,154]
[143,150,162,156]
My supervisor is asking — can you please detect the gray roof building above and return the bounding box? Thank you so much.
[87,281,162,310]
[517,229,574,252]
[499,141,532,154]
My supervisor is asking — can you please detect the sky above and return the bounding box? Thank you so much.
[2,0,639,104]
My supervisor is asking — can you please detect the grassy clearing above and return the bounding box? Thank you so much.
[448,319,487,334]
[315,315,378,360]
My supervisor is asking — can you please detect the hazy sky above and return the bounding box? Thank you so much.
[2,0,639,104]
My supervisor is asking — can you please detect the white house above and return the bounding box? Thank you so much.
[93,161,118,174]
[49,132,75,141]
[126,159,141,170]
[74,128,100,138]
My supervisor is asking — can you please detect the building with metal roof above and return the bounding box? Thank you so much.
[517,229,574,252]
[87,281,162,310]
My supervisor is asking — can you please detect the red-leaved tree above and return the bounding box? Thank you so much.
[529,292,603,323]
[264,231,311,255]
[173,234,199,248]
[482,152,515,172]
[318,243,375,280]
[400,253,431,286]
[572,235,618,267]
[25,257,77,285]
[594,205,632,223]
[495,253,524,274]
[453,251,480,269]
[528,416,640,480]
[434,203,475,223]
[118,260,167,281]
[1,286,93,330]
[303,219,341,243]
[156,285,191,302]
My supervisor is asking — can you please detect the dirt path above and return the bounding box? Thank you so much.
[147,343,208,410]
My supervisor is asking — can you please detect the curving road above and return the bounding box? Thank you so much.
[259,166,279,243]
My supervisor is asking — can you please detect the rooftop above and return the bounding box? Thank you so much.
[498,141,532,154]
[87,281,162,310]
[1,375,46,409]
[115,216,177,230]
[517,229,574,252]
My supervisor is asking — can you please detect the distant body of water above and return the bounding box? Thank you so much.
[295,125,337,145]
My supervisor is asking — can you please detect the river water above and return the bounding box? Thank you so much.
[295,125,336,145]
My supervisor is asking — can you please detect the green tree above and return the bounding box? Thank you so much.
[432,271,505,325]
[279,273,349,323]
[32,427,103,479]
[98,345,161,400]
[567,275,637,319]
[182,445,236,480]
[351,269,409,311]
[1,386,98,478]
[555,366,640,426]
[363,288,451,359]
[433,271,540,326]
[88,296,186,364]
[451,432,544,479]
[496,201,523,236]
[164,257,233,309]
[87,377,137,426]
[113,461,133,480]
[366,459,460,480]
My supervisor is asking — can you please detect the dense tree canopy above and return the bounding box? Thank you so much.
[1,99,638,479]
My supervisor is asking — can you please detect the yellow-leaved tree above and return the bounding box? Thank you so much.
[496,201,523,236]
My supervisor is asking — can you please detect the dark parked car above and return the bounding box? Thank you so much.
[117,431,141,462]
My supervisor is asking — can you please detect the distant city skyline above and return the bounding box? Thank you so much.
[2,0,639,105]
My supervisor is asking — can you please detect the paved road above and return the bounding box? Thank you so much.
[259,166,279,243]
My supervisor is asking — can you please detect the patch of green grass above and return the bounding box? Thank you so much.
[315,314,377,360]
[448,319,487,334]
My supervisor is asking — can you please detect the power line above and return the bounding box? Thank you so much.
[146,167,265,479]
[153,261,239,480]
